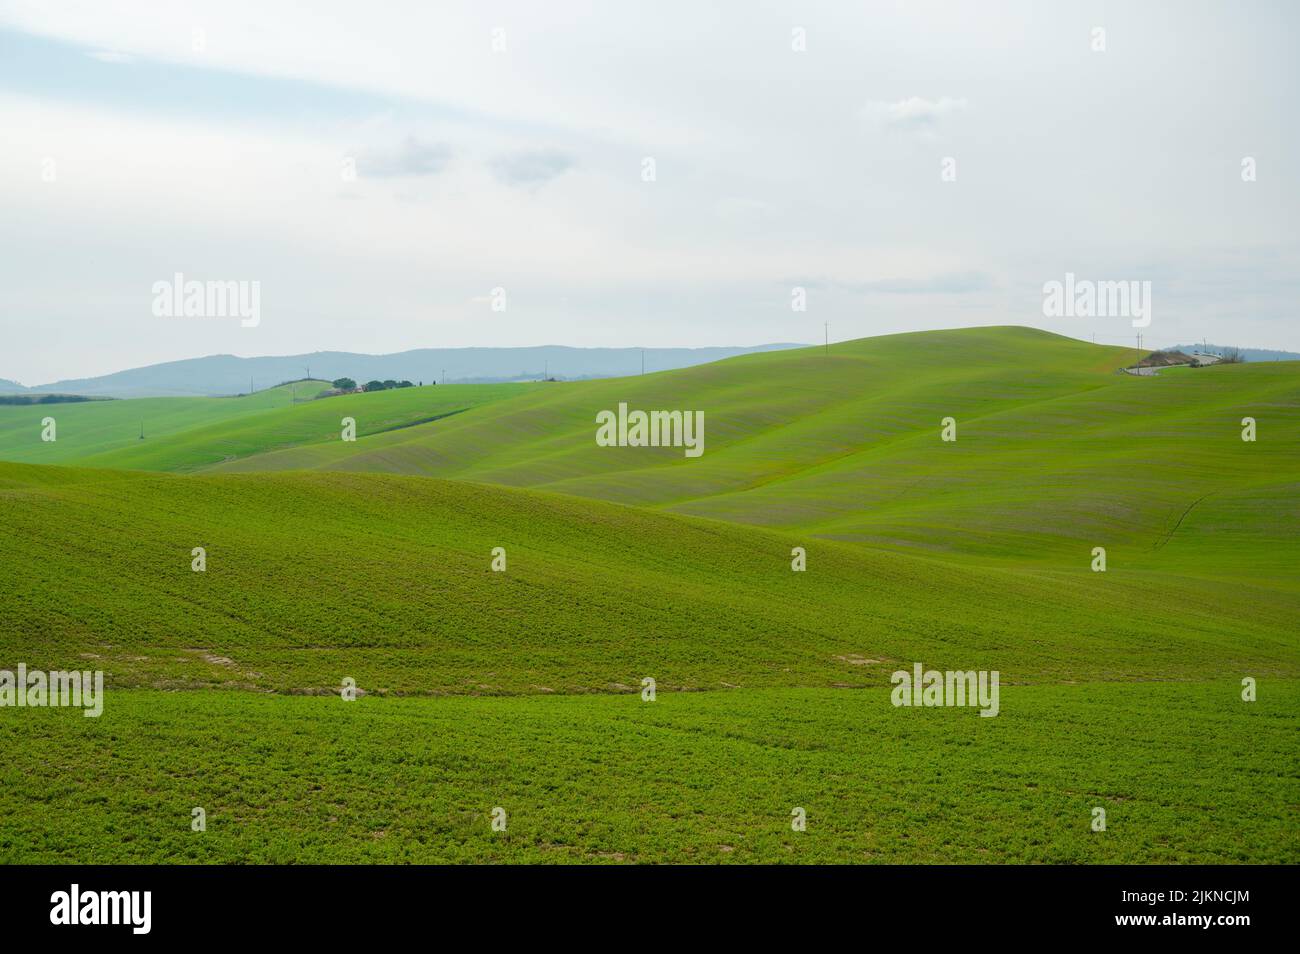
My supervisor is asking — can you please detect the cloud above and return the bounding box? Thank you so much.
[788,273,995,295]
[858,272,992,294]
[361,136,453,177]
[488,149,576,187]
[713,196,769,217]
[85,49,134,64]
[860,96,968,130]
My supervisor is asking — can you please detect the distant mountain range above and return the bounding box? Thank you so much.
[7,339,1292,399]
[0,345,806,398]
[1168,344,1300,362]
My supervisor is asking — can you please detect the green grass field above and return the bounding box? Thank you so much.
[0,379,530,471]
[3,682,1294,864]
[1,327,1296,863]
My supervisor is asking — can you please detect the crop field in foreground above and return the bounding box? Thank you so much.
[0,328,1296,863]
[1,682,1294,864]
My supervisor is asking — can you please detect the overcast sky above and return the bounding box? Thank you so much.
[1,0,1296,383]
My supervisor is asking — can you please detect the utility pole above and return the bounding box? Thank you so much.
[824,322,829,356]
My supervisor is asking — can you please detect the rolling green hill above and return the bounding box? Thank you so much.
[2,461,1295,695]
[220,329,1293,578]
[0,379,332,465]
[18,326,1287,579]
[209,328,1145,500]
[0,380,529,471]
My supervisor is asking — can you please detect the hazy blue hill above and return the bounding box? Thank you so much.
[24,344,806,398]
[1169,343,1300,362]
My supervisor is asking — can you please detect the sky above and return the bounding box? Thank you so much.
[1,0,1297,384]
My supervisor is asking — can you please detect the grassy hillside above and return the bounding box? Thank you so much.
[0,379,332,465]
[0,380,529,471]
[1,461,1295,694]
[198,327,1297,576]
[669,359,1300,578]
[212,328,1140,493]
[4,682,1294,864]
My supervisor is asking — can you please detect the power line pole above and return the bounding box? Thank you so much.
[824,322,829,356]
